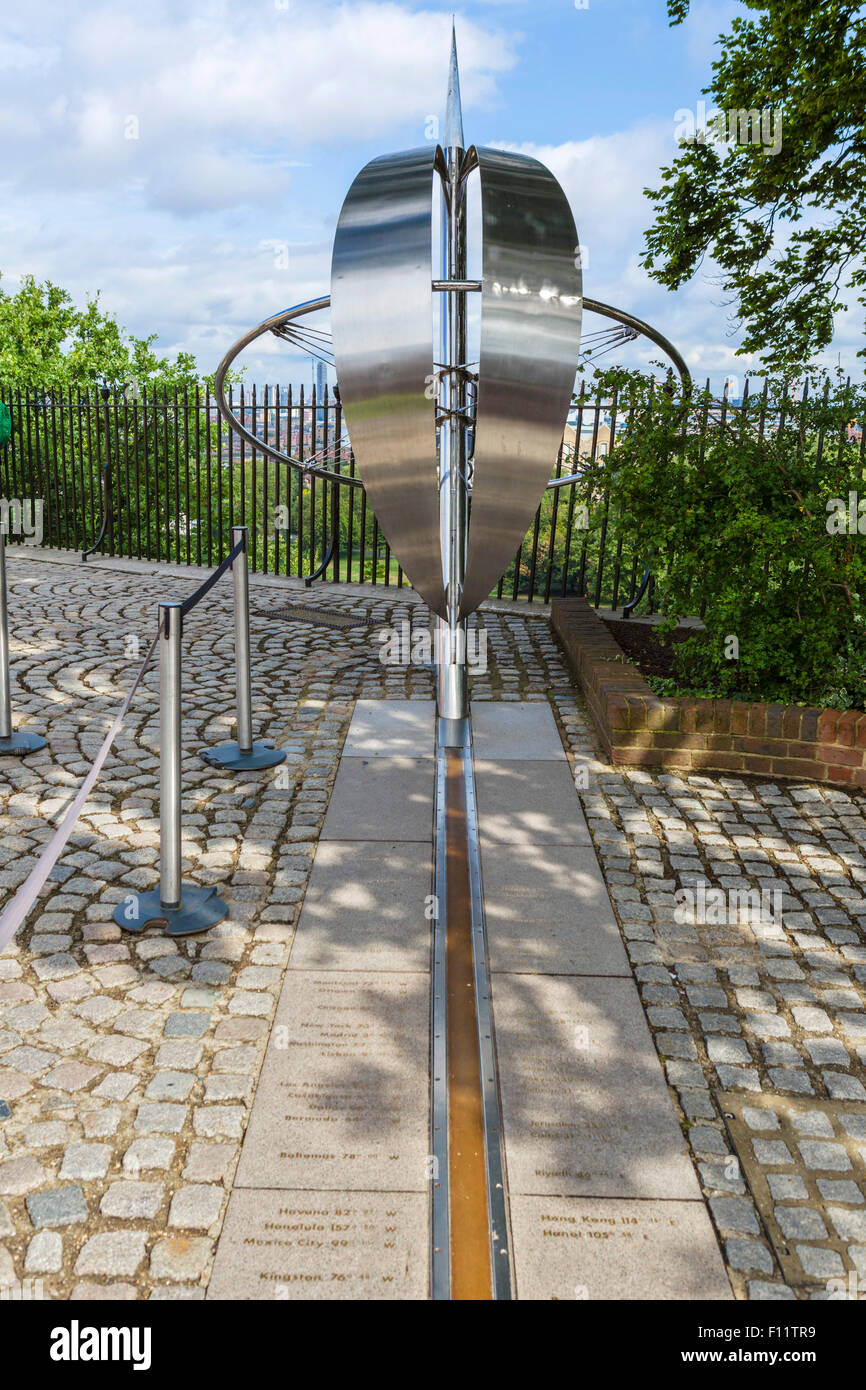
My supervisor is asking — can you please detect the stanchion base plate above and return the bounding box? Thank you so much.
[0,731,47,756]
[198,740,287,771]
[114,885,228,936]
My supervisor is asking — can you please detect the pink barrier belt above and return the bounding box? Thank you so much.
[0,627,161,955]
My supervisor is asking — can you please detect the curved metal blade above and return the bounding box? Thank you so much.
[459,146,582,618]
[330,147,447,619]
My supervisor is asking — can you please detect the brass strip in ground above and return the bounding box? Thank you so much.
[444,745,493,1300]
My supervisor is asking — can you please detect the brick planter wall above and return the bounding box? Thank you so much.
[552,596,866,788]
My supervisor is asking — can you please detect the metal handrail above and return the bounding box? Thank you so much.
[81,455,113,561]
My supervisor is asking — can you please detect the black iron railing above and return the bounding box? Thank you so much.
[0,378,669,610]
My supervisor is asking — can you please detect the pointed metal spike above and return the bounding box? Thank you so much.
[444,19,464,150]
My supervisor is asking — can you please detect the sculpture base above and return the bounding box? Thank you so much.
[437,716,470,749]
[114,884,228,937]
[198,740,286,771]
[0,731,47,756]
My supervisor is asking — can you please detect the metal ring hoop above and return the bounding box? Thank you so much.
[582,297,691,392]
[213,296,363,490]
[213,294,690,493]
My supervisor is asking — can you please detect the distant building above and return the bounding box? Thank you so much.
[562,419,614,460]
[309,357,328,399]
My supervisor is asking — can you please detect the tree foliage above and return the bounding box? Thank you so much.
[0,274,199,391]
[582,365,866,710]
[646,1,866,374]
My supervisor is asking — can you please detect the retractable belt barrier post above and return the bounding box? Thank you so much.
[0,530,283,946]
[114,600,229,937]
[199,526,286,771]
[0,531,46,756]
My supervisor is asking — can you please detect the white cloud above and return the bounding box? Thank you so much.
[498,124,673,254]
[681,0,741,69]
[1,3,515,211]
[0,1,857,389]
[0,35,60,72]
[0,0,517,380]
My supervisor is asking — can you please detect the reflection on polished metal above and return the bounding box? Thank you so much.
[459,146,582,619]
[213,295,689,489]
[431,714,513,1300]
[216,293,692,489]
[115,601,227,936]
[199,527,287,771]
[330,148,446,619]
[210,30,693,701]
[328,37,582,712]
[213,298,359,488]
[161,602,183,911]
[462,738,512,1299]
[209,22,695,1306]
[436,57,470,724]
[0,532,46,756]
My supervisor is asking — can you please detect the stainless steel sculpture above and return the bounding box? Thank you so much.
[329,36,582,733]
[214,28,690,733]
[209,27,695,1303]
[330,147,444,618]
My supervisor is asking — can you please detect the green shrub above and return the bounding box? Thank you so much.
[583,367,866,710]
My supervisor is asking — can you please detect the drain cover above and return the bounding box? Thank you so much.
[253,604,374,630]
[720,1090,866,1290]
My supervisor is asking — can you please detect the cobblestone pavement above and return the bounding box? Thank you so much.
[1,550,865,1300]
[557,709,866,1301]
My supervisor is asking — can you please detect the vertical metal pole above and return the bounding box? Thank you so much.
[437,131,469,729]
[159,600,183,911]
[231,525,253,755]
[0,532,12,740]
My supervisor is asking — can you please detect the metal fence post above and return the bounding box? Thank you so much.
[0,530,46,755]
[1,379,685,613]
[199,526,286,771]
[115,599,227,936]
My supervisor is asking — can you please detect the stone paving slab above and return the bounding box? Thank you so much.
[287,842,432,974]
[482,843,630,976]
[3,549,866,1300]
[208,1189,427,1299]
[475,760,591,848]
[471,702,565,761]
[509,1196,731,1300]
[233,970,429,1192]
[0,562,435,1300]
[493,973,700,1199]
[342,700,436,759]
[556,711,866,1298]
[320,758,434,842]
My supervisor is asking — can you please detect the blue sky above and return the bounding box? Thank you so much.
[0,0,858,391]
